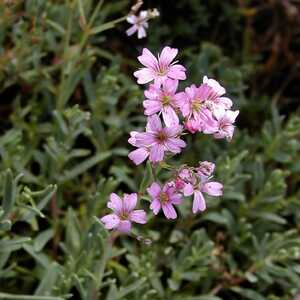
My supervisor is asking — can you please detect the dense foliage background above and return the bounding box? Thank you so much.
[0,1,300,299]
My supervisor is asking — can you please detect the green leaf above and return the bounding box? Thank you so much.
[0,237,31,252]
[59,152,112,182]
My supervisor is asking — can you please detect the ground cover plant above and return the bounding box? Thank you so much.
[0,0,300,299]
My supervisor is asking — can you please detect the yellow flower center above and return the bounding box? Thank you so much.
[156,131,167,142]
[192,100,202,112]
[159,192,169,204]
[162,95,171,106]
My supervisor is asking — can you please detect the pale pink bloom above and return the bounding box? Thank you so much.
[213,108,239,141]
[129,114,186,163]
[128,131,149,165]
[143,79,181,126]
[176,84,218,133]
[134,47,186,85]
[147,182,182,219]
[101,193,146,233]
[203,76,233,110]
[126,11,149,39]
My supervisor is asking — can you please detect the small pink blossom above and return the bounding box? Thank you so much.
[101,193,146,233]
[126,11,149,39]
[134,47,186,85]
[143,79,181,126]
[147,182,182,219]
[213,108,239,141]
[128,114,186,163]
[184,178,223,214]
[174,163,223,214]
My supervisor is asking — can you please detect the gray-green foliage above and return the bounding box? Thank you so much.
[0,1,300,299]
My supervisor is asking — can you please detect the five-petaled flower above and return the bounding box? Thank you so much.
[134,47,186,85]
[126,11,149,39]
[128,114,186,164]
[143,79,181,126]
[147,182,182,219]
[101,193,146,233]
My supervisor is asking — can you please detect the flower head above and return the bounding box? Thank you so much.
[134,47,186,85]
[174,163,223,214]
[213,108,239,141]
[126,10,149,39]
[143,79,181,126]
[101,193,146,233]
[128,114,186,164]
[147,182,182,219]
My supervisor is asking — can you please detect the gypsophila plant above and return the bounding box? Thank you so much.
[101,46,239,234]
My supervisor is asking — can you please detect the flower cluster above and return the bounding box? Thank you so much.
[101,46,239,234]
[126,8,159,39]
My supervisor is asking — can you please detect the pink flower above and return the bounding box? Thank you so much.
[101,193,146,233]
[176,85,218,133]
[213,108,239,141]
[184,178,223,214]
[126,11,149,39]
[129,114,186,163]
[147,182,182,219]
[173,163,223,214]
[134,47,186,85]
[143,79,181,126]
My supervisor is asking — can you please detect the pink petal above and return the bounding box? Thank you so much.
[146,114,162,132]
[163,78,178,94]
[226,110,239,123]
[123,193,137,212]
[162,203,177,219]
[143,100,162,115]
[128,148,149,165]
[117,220,132,233]
[159,46,178,66]
[219,97,233,109]
[203,76,226,96]
[168,64,186,80]
[164,137,186,153]
[164,124,182,136]
[150,198,161,215]
[100,214,120,230]
[126,15,137,24]
[137,26,147,39]
[135,132,156,147]
[134,68,156,84]
[162,106,179,127]
[149,144,165,162]
[107,193,123,213]
[202,181,223,196]
[128,131,138,146]
[192,190,206,213]
[169,193,182,205]
[147,182,161,198]
[129,210,147,224]
[183,183,194,196]
[138,48,158,69]
[126,25,138,36]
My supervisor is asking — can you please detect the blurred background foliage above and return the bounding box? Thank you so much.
[0,0,300,299]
